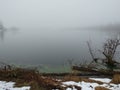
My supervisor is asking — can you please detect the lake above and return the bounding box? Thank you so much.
[0,28,119,72]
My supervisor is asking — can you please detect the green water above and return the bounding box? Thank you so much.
[12,63,71,73]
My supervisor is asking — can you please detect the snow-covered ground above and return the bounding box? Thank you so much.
[0,81,30,90]
[61,78,120,90]
[0,78,120,90]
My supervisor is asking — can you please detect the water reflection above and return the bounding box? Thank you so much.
[0,30,5,41]
[0,28,19,42]
[0,21,19,41]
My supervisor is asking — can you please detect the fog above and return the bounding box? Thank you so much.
[0,0,120,72]
[0,0,120,28]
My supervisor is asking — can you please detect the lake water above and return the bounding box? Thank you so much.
[0,28,119,72]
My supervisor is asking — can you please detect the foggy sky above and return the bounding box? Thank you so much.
[0,0,120,28]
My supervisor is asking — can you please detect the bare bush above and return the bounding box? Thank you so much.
[87,37,120,71]
[102,38,120,70]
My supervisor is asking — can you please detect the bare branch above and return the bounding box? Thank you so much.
[87,41,95,60]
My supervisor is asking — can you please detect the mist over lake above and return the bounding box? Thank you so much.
[0,0,120,72]
[0,28,119,67]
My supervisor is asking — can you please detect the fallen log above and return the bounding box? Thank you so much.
[40,72,113,78]
[72,66,120,75]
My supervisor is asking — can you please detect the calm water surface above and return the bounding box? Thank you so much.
[0,28,119,72]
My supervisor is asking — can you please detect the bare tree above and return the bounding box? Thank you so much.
[87,41,95,61]
[72,37,120,74]
[87,41,99,62]
[102,38,120,70]
[87,37,120,70]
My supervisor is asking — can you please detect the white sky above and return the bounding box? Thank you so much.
[0,0,120,28]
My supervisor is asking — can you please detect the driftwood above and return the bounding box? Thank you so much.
[40,72,113,78]
[72,66,120,75]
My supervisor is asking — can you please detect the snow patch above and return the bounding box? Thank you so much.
[0,81,30,90]
[90,78,111,83]
[61,78,120,90]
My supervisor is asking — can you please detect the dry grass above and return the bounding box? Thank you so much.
[63,75,82,82]
[111,74,120,84]
[63,75,103,84]
[0,66,63,90]
[0,66,104,90]
[1,65,119,90]
[95,86,110,90]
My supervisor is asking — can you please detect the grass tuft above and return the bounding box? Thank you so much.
[111,74,120,84]
[95,86,110,90]
[63,75,103,84]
